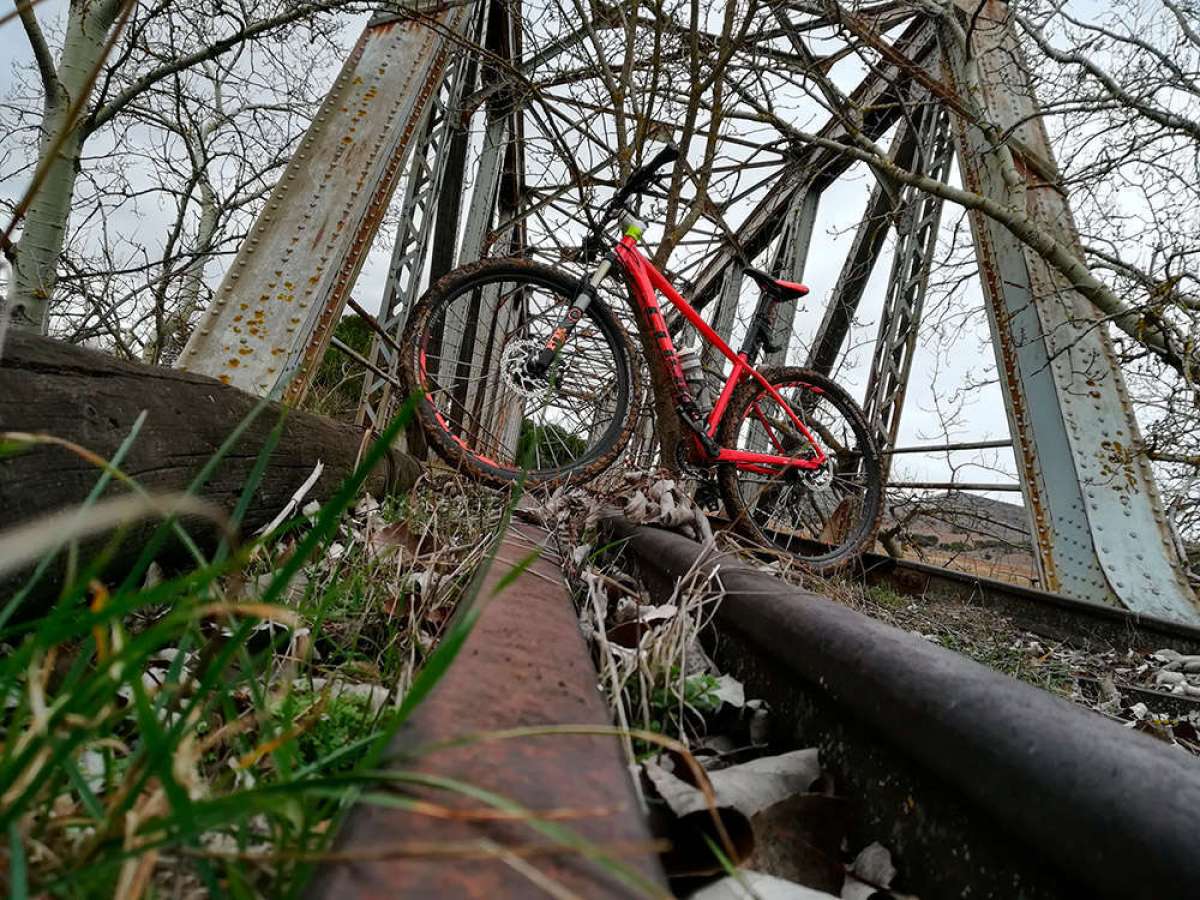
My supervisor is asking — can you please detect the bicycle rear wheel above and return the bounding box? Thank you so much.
[400,258,641,486]
[716,367,883,571]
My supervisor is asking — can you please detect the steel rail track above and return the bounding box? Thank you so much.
[603,515,1200,900]
[308,511,1200,898]
[709,513,1200,654]
[307,522,668,898]
[857,547,1200,656]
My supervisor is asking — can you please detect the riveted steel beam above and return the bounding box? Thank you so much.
[357,15,483,431]
[176,3,477,403]
[942,2,1199,621]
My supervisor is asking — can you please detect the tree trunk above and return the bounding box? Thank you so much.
[0,331,421,612]
[7,2,119,332]
[9,124,85,332]
[148,177,219,364]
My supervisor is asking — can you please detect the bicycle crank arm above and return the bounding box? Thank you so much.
[677,402,722,458]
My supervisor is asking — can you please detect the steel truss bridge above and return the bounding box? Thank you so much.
[174,0,1199,623]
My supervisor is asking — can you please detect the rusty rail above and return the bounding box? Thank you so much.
[603,515,1200,900]
[710,511,1200,655]
[307,522,668,898]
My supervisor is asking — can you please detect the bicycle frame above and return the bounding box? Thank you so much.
[611,233,826,473]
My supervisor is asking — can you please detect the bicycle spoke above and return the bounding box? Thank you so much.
[412,265,630,478]
[724,373,881,568]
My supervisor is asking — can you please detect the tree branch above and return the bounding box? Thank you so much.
[732,88,1200,384]
[1015,11,1200,144]
[88,0,360,133]
[15,0,60,103]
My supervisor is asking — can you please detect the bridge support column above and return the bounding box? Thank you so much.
[944,1,1198,621]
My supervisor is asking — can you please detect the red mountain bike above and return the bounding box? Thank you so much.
[400,144,883,570]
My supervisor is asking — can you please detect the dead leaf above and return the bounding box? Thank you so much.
[645,761,754,876]
[713,674,745,709]
[368,521,434,561]
[850,842,896,887]
[747,794,850,893]
[647,749,821,819]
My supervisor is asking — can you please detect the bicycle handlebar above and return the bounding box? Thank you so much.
[613,142,681,206]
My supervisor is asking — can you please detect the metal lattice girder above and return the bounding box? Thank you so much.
[699,265,745,375]
[685,14,940,317]
[943,1,1199,622]
[485,107,531,455]
[432,113,509,445]
[175,4,476,401]
[408,0,527,455]
[806,113,924,377]
[459,113,510,266]
[764,187,820,367]
[358,0,524,434]
[740,186,820,454]
[861,90,954,467]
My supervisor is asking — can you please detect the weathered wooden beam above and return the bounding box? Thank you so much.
[0,332,420,606]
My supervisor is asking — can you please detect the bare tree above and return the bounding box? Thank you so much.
[2,0,363,335]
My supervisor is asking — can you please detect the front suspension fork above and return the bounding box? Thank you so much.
[529,256,614,374]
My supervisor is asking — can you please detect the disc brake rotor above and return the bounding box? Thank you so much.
[500,338,566,400]
[804,461,834,489]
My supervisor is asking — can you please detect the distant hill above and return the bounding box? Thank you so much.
[884,490,1037,584]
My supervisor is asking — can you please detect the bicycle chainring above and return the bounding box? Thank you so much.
[674,442,722,509]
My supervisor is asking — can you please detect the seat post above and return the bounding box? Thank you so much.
[737,287,778,364]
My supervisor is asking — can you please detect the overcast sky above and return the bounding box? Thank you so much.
[0,4,1019,495]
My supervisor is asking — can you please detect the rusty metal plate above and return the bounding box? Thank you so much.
[177,3,475,401]
[306,523,668,898]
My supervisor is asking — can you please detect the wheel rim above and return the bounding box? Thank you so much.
[415,271,628,477]
[728,379,877,562]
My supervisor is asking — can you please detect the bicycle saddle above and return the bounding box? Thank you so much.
[743,266,810,302]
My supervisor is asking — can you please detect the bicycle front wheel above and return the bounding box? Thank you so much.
[400,258,641,486]
[716,367,883,571]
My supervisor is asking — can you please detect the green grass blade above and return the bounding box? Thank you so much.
[8,822,28,900]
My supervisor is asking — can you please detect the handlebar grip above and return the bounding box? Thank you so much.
[645,142,681,173]
[621,142,682,199]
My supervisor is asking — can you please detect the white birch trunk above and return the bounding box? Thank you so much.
[7,1,121,333]
[154,179,218,364]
